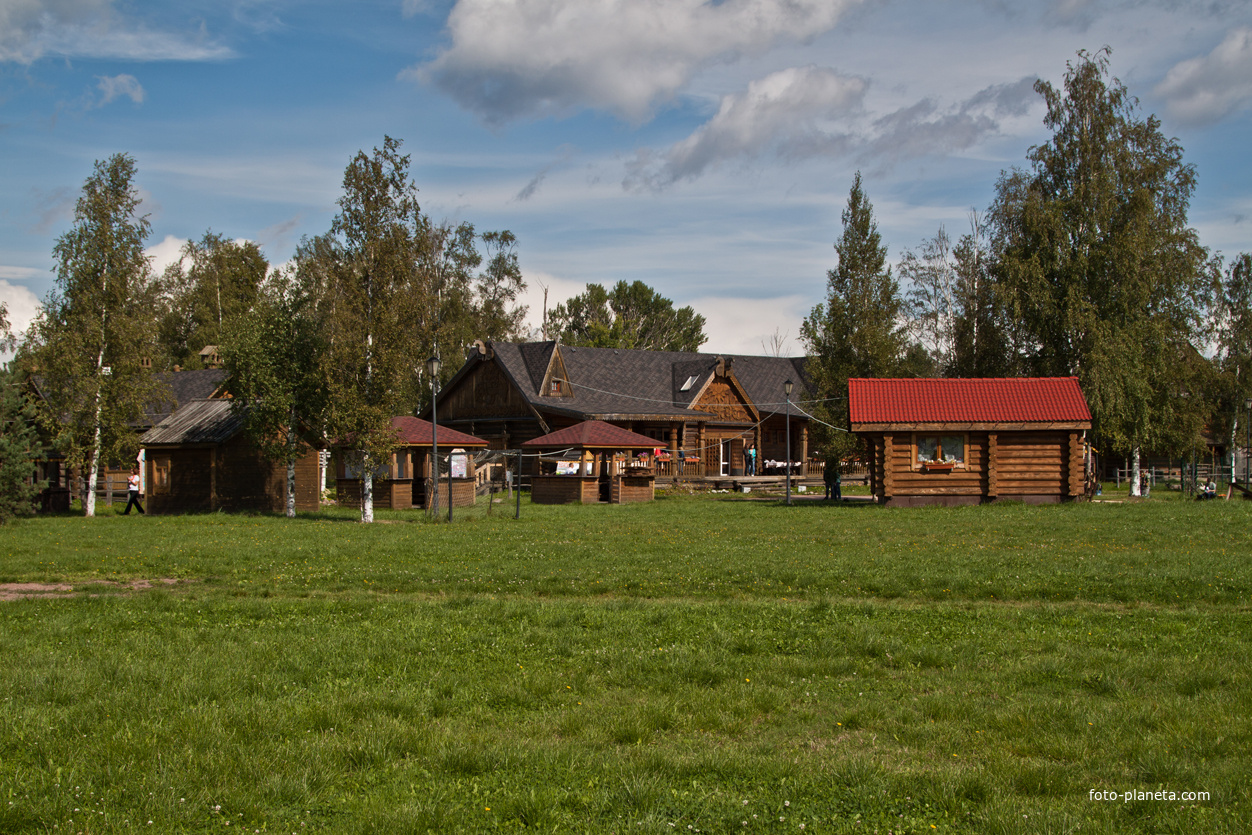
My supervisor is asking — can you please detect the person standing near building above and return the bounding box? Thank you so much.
[746,444,757,476]
[122,465,144,515]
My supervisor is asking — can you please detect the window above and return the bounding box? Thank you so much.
[680,375,699,392]
[549,380,561,395]
[915,434,965,467]
[152,457,170,493]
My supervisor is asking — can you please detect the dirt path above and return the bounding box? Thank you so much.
[0,578,182,601]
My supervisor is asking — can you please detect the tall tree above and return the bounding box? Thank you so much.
[157,232,267,369]
[548,280,707,351]
[802,171,908,457]
[221,266,329,517]
[0,365,43,523]
[320,136,426,523]
[474,230,528,340]
[27,154,163,516]
[1215,253,1252,478]
[949,212,1014,377]
[989,49,1213,492]
[901,225,958,373]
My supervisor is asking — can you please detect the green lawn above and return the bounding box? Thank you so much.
[1,494,1249,833]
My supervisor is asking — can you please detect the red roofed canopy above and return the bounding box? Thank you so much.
[390,416,488,447]
[848,378,1092,429]
[522,420,659,449]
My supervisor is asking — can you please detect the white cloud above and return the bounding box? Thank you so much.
[625,66,866,190]
[96,73,145,106]
[625,71,1037,190]
[688,292,808,356]
[144,234,187,274]
[412,0,861,124]
[0,279,42,359]
[0,0,231,64]
[1156,28,1252,125]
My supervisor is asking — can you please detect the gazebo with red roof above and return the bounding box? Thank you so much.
[848,378,1093,506]
[522,420,658,504]
[335,416,489,511]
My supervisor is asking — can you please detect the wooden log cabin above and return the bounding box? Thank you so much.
[429,341,812,481]
[141,398,321,514]
[334,417,489,511]
[849,377,1092,506]
[522,420,658,504]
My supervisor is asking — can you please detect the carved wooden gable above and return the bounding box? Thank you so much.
[540,347,573,398]
[440,358,530,420]
[692,372,756,423]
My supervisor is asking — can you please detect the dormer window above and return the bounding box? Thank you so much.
[550,380,561,396]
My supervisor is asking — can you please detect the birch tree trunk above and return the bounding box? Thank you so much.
[1130,447,1141,497]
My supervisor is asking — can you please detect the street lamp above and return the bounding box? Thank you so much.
[426,355,441,519]
[784,379,794,506]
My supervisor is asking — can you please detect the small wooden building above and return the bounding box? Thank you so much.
[141,399,321,514]
[523,420,658,504]
[849,378,1092,506]
[335,417,489,510]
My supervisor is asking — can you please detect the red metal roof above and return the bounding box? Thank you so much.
[522,420,660,449]
[391,416,488,447]
[848,378,1091,425]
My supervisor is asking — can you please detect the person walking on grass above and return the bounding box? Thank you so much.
[122,465,144,515]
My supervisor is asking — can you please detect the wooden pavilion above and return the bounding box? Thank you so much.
[334,416,490,510]
[522,420,658,504]
[849,377,1092,506]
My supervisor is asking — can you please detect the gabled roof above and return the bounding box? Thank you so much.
[448,341,810,423]
[141,398,242,445]
[522,420,660,449]
[390,416,488,447]
[848,377,1092,427]
[147,368,227,425]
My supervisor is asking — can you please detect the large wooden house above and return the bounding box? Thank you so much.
[429,341,812,480]
[140,398,321,514]
[849,377,1092,506]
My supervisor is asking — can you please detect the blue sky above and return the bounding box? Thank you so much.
[2,0,1250,358]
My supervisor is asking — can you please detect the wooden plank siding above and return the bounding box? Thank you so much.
[146,437,319,515]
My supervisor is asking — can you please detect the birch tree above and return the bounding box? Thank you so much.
[989,50,1211,493]
[321,137,425,523]
[28,154,163,516]
[221,267,329,517]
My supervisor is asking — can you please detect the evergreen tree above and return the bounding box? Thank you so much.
[989,49,1213,492]
[802,171,907,458]
[27,154,164,516]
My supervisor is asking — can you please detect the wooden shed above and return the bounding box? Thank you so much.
[522,420,658,504]
[141,399,321,514]
[849,378,1092,506]
[334,417,489,511]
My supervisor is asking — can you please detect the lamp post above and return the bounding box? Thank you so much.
[784,379,794,506]
[426,355,441,519]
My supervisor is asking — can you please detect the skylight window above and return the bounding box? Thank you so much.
[680,375,699,392]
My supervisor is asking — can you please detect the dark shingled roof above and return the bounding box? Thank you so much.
[477,342,809,422]
[391,416,489,447]
[147,368,228,425]
[141,399,242,445]
[522,420,660,449]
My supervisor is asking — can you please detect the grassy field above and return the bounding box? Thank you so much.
[1,491,1249,833]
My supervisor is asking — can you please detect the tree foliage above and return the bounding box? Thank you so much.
[26,154,164,516]
[990,49,1213,459]
[221,267,329,517]
[0,367,42,523]
[548,280,706,352]
[802,171,908,457]
[157,232,267,369]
